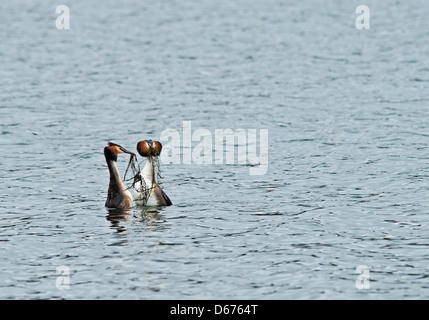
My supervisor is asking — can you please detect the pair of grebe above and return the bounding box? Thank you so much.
[104,140,172,209]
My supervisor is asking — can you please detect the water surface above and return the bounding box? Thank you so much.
[0,0,428,299]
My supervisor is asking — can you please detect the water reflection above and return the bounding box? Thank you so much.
[106,206,165,233]
[106,208,132,233]
[134,205,164,226]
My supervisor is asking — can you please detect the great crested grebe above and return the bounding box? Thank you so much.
[104,142,135,209]
[134,140,172,206]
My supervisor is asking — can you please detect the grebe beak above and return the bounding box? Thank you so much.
[108,142,136,157]
[119,146,135,156]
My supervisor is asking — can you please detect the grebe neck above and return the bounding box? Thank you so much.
[141,158,155,186]
[106,159,127,193]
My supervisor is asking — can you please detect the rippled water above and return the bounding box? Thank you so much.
[1,0,428,299]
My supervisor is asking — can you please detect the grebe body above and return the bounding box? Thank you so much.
[104,142,135,209]
[134,140,172,206]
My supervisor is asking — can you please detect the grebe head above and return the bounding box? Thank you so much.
[137,140,162,157]
[104,142,135,161]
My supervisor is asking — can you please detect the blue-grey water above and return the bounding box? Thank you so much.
[0,0,428,299]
